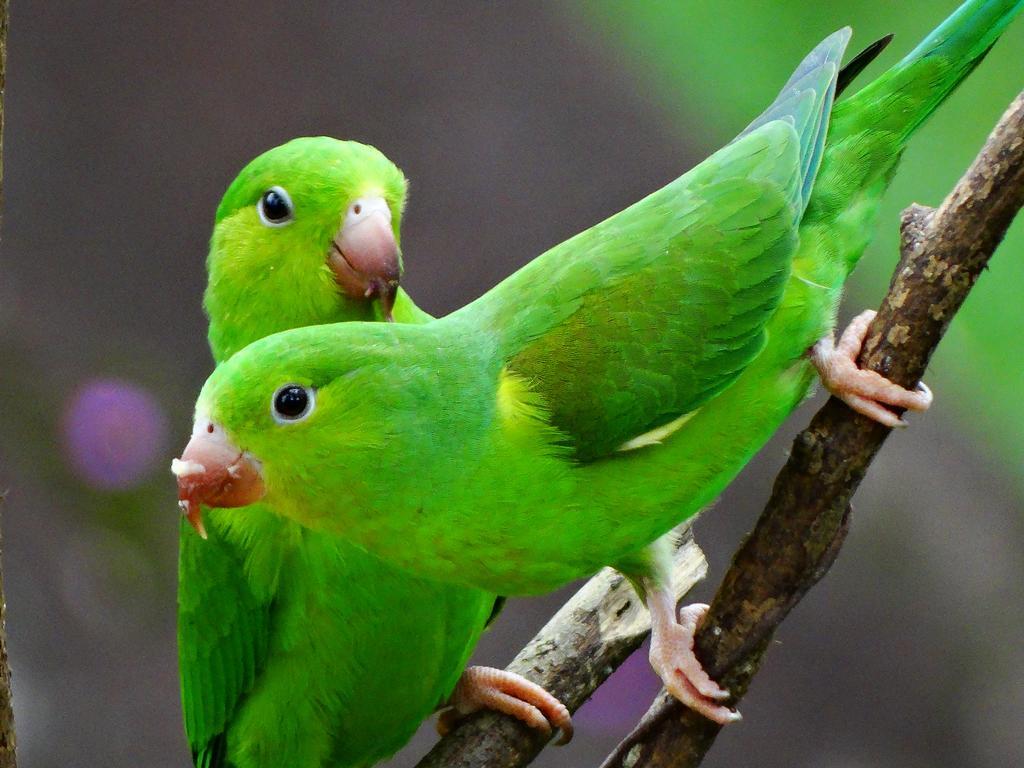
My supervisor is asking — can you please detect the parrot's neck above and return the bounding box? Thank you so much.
[204,251,367,361]
[206,283,430,362]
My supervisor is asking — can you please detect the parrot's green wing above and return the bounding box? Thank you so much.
[463,31,847,461]
[179,518,270,768]
[495,140,798,462]
[735,27,846,206]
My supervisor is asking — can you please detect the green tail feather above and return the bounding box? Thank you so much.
[834,0,1023,142]
[803,0,1021,265]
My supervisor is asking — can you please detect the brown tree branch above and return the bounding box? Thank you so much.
[415,533,707,768]
[0,497,14,768]
[0,0,17,765]
[601,90,1024,768]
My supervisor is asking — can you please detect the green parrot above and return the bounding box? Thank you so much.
[176,0,1020,726]
[178,138,570,768]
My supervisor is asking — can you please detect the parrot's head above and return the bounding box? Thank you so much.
[173,322,442,538]
[206,137,408,360]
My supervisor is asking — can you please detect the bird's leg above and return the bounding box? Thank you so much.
[810,309,932,428]
[436,666,573,745]
[644,578,741,725]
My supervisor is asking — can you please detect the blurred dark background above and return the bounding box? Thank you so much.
[0,1,1022,766]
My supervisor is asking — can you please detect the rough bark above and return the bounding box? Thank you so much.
[601,90,1024,768]
[415,534,707,768]
[0,498,13,768]
[0,0,17,765]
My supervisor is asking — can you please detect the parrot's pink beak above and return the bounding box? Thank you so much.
[329,196,400,321]
[171,420,265,539]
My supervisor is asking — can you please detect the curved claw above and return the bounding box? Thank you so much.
[437,666,573,745]
[649,603,742,725]
[811,309,933,428]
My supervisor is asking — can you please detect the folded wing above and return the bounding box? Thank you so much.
[458,30,849,462]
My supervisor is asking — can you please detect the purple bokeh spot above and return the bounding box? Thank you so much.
[62,379,169,491]
[576,639,662,732]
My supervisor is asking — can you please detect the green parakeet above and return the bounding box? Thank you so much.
[178,138,569,768]
[176,0,1021,725]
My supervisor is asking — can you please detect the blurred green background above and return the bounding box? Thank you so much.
[0,2,1020,767]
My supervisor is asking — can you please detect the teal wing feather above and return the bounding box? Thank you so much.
[179,518,270,768]
[736,27,847,209]
[457,31,847,462]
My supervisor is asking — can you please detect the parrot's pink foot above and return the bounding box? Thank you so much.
[811,309,932,428]
[648,596,741,725]
[437,666,573,745]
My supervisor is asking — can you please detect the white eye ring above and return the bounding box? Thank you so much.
[257,186,295,228]
[271,384,316,424]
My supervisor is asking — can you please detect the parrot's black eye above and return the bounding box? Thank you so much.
[271,384,315,423]
[257,186,294,227]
